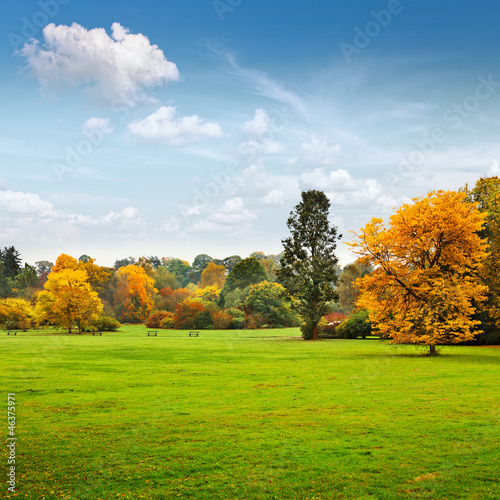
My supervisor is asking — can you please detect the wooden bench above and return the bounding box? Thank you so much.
[189,331,199,337]
[147,331,158,337]
[92,332,102,336]
[6,331,17,336]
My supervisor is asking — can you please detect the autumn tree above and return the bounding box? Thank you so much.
[350,190,488,355]
[35,268,103,333]
[463,176,500,341]
[174,298,206,329]
[115,265,157,323]
[277,190,341,340]
[0,298,33,330]
[200,262,226,290]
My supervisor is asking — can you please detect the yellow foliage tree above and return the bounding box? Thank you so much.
[115,265,157,323]
[349,190,489,355]
[200,262,226,290]
[0,298,33,331]
[35,268,103,333]
[51,253,111,292]
[196,285,220,302]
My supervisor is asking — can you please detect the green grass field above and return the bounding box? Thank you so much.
[1,325,499,499]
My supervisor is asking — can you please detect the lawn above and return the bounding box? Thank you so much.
[1,325,499,499]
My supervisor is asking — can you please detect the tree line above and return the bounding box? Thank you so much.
[1,176,499,353]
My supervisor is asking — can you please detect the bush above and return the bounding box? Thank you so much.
[321,312,348,338]
[93,316,121,331]
[194,311,213,329]
[336,309,371,339]
[226,308,245,329]
[159,313,175,329]
[145,311,173,329]
[244,312,268,329]
[213,311,233,329]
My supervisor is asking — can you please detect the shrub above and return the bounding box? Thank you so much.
[336,309,371,339]
[159,313,175,329]
[145,311,173,329]
[244,312,268,329]
[213,311,233,329]
[194,311,213,329]
[93,316,121,331]
[321,312,348,338]
[232,317,245,329]
[226,308,245,329]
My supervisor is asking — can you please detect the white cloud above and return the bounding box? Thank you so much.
[300,168,354,191]
[241,108,271,136]
[298,169,400,210]
[69,207,144,229]
[126,106,224,146]
[0,190,54,216]
[263,189,285,205]
[239,109,285,156]
[486,160,500,176]
[160,216,181,232]
[189,197,257,233]
[82,117,114,135]
[289,134,341,166]
[20,22,179,106]
[221,52,309,119]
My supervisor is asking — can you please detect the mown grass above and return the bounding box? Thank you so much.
[1,325,499,499]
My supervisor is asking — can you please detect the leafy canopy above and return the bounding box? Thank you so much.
[349,190,488,354]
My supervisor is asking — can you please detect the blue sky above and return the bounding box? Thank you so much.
[2,0,500,267]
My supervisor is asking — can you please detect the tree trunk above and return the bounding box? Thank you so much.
[313,323,318,340]
[429,344,436,356]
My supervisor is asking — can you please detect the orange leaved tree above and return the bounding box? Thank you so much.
[349,190,489,355]
[115,265,157,323]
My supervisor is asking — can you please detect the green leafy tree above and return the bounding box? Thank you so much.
[114,257,136,270]
[245,281,297,327]
[222,255,242,274]
[162,258,192,287]
[0,262,11,298]
[277,190,341,340]
[219,257,268,306]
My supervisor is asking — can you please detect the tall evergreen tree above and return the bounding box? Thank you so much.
[277,190,341,340]
[0,246,22,280]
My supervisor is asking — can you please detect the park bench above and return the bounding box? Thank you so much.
[147,330,158,336]
[92,332,102,336]
[6,330,17,336]
[189,331,199,337]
